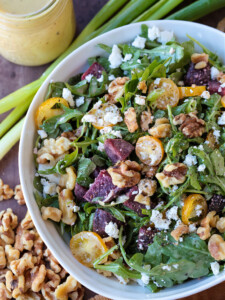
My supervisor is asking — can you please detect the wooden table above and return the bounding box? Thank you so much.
[0,0,225,299]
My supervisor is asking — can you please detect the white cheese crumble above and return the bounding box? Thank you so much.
[132,35,146,49]
[141,273,150,285]
[169,47,175,54]
[211,67,221,80]
[210,261,220,275]
[85,74,93,83]
[154,78,161,85]
[171,185,178,192]
[150,210,171,230]
[62,88,75,107]
[37,130,47,139]
[100,126,122,138]
[197,164,206,172]
[148,26,160,41]
[201,91,210,99]
[73,205,80,212]
[184,154,197,167]
[213,129,220,142]
[97,142,105,152]
[97,74,104,82]
[115,275,129,285]
[105,222,119,239]
[162,265,171,271]
[189,223,197,233]
[123,53,132,62]
[82,114,97,123]
[75,96,85,107]
[158,31,174,44]
[108,74,116,81]
[41,178,57,196]
[109,45,123,69]
[178,80,184,86]
[195,204,202,217]
[218,112,225,125]
[135,95,146,105]
[166,206,179,221]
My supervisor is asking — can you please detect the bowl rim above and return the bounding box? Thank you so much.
[19,20,225,300]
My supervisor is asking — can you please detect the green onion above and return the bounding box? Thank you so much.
[0,117,24,160]
[0,97,32,138]
[167,0,225,21]
[146,0,184,20]
[133,0,168,22]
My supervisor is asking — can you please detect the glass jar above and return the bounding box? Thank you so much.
[0,0,76,66]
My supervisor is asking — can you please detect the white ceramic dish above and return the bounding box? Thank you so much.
[19,20,225,300]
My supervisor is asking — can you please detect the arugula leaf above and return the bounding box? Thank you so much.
[89,71,108,97]
[65,80,89,96]
[210,149,225,176]
[188,166,201,190]
[76,157,96,188]
[44,82,65,100]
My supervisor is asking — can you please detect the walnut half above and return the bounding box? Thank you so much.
[108,160,141,188]
[124,107,138,133]
[173,113,205,138]
[208,234,225,261]
[156,163,187,188]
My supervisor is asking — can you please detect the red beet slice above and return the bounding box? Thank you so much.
[74,183,88,202]
[137,226,159,251]
[184,62,211,86]
[208,80,225,96]
[93,209,123,238]
[104,139,134,164]
[123,186,147,217]
[83,170,124,203]
[81,62,105,80]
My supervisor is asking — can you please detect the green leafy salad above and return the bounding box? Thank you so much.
[33,24,225,291]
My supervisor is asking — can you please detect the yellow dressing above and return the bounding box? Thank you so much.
[0,0,75,66]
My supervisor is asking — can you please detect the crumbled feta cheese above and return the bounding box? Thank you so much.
[218,86,222,93]
[178,81,184,86]
[213,129,220,142]
[105,222,119,239]
[150,210,171,230]
[41,178,57,196]
[97,142,105,152]
[195,204,202,217]
[184,154,197,167]
[108,74,116,81]
[135,95,146,105]
[189,223,197,233]
[154,78,161,85]
[137,59,141,63]
[211,67,221,80]
[141,273,150,285]
[173,264,179,269]
[37,130,47,139]
[132,36,146,49]
[158,31,174,44]
[97,75,104,82]
[179,237,183,242]
[73,205,80,212]
[218,112,225,125]
[205,140,210,144]
[198,144,204,150]
[103,105,123,124]
[62,88,75,107]
[166,206,179,221]
[100,126,122,138]
[109,45,123,69]
[85,74,93,82]
[123,53,132,62]
[148,26,160,41]
[93,100,102,109]
[175,219,182,228]
[171,185,178,192]
[201,91,210,99]
[210,261,220,275]
[198,164,206,172]
[169,47,175,54]
[115,275,129,285]
[38,164,61,185]
[82,114,97,123]
[75,96,85,107]
[162,265,171,271]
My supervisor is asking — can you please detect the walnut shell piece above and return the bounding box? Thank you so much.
[140,110,153,131]
[55,275,83,300]
[156,163,187,188]
[171,224,189,241]
[41,207,62,223]
[108,160,141,188]
[124,107,138,133]
[105,77,129,103]
[148,118,171,138]
[173,113,205,138]
[208,234,225,261]
[58,189,76,226]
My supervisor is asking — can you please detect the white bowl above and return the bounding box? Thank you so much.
[19,20,225,300]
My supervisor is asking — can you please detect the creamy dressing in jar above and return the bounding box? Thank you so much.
[0,0,76,66]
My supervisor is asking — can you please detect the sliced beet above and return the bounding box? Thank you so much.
[81,62,104,80]
[208,80,225,96]
[137,226,159,251]
[184,62,211,86]
[123,186,146,217]
[208,194,225,213]
[74,183,88,202]
[83,170,124,203]
[104,139,134,164]
[93,209,123,238]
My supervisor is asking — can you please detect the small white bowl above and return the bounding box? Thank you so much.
[19,20,225,300]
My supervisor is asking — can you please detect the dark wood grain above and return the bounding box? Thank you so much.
[0,1,225,299]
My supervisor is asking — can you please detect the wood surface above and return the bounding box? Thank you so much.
[0,0,225,299]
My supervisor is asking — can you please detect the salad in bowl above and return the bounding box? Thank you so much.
[32,24,225,292]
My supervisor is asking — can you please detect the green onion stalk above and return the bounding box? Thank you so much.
[1,0,225,159]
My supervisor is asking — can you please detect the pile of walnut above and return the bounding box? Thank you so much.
[0,179,108,300]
